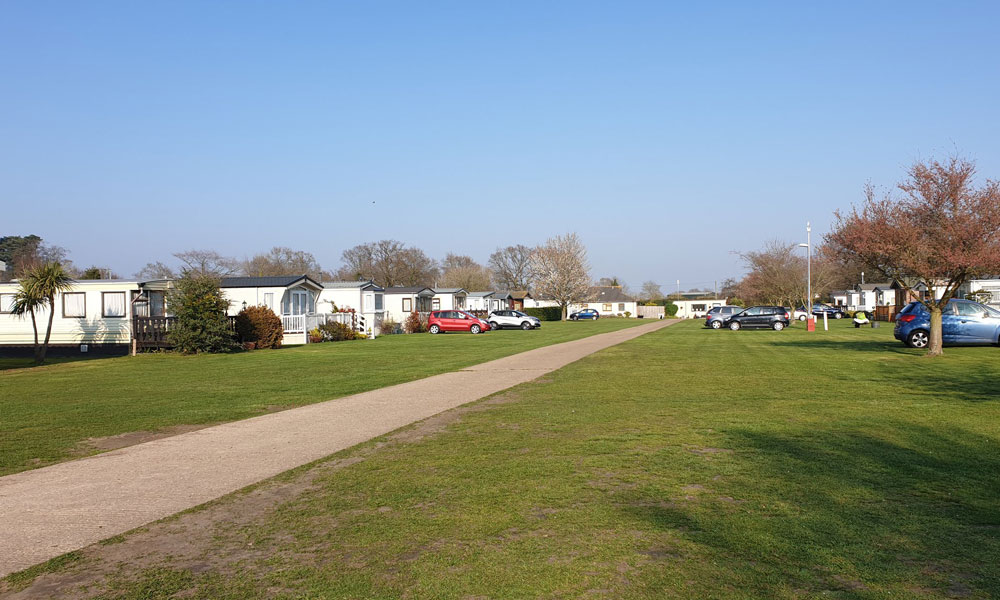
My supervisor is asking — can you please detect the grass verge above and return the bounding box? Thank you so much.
[0,319,644,476]
[5,319,998,598]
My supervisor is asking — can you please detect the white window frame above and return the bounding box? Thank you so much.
[0,293,14,314]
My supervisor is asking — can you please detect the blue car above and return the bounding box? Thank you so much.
[894,299,1000,348]
[569,308,600,320]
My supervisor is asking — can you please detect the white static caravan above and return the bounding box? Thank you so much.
[671,299,725,319]
[0,279,142,355]
[219,276,324,345]
[466,291,507,313]
[431,288,467,312]
[382,287,435,324]
[317,281,385,335]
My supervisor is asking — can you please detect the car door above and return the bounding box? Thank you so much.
[439,311,458,331]
[940,302,961,343]
[741,306,763,327]
[953,301,997,343]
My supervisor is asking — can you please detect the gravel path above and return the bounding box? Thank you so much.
[0,319,676,577]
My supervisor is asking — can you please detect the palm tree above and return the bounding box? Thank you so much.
[11,262,74,364]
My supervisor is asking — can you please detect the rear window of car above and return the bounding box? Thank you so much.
[898,302,920,315]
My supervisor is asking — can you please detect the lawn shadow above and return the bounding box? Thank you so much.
[622,422,1000,597]
[769,338,911,354]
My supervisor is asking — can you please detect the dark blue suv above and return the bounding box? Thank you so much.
[894,299,1000,348]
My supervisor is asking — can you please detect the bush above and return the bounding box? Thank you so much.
[522,306,562,321]
[380,317,401,335]
[235,305,283,349]
[167,275,237,354]
[664,301,679,317]
[404,311,426,333]
[623,311,631,318]
[308,328,323,344]
[317,321,358,342]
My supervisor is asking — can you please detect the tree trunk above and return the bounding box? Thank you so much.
[29,308,41,364]
[561,303,568,321]
[926,305,944,357]
[40,293,56,364]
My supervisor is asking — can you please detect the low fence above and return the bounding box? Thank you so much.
[874,306,897,322]
[636,306,665,320]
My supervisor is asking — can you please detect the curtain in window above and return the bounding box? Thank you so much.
[0,294,13,312]
[63,293,86,317]
[103,292,126,317]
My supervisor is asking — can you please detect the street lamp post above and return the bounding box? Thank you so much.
[798,221,812,327]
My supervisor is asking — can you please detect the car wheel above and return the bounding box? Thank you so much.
[729,321,741,331]
[835,313,843,319]
[490,321,501,331]
[907,330,929,348]
[470,324,481,334]
[429,324,440,334]
[799,315,807,321]
[521,321,532,330]
[710,320,722,329]
[773,321,785,331]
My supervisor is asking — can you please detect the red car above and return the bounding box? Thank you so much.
[428,310,491,334]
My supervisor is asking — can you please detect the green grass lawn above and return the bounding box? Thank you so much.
[6,318,998,598]
[0,319,644,476]
[7,322,1000,599]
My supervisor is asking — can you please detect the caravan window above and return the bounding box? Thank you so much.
[375,293,384,310]
[102,292,126,318]
[63,292,86,318]
[402,298,412,312]
[0,293,13,313]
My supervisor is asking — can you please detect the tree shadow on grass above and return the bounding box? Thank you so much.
[769,338,911,354]
[623,422,1000,597]
[906,368,1000,403]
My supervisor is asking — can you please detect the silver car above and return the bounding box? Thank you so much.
[704,305,743,329]
[488,310,541,330]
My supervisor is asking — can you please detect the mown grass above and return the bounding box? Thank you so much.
[0,319,644,476]
[12,318,998,598]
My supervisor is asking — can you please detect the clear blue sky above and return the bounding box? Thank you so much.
[3,1,999,291]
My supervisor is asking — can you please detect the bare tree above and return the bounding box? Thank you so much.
[336,240,439,286]
[243,247,323,280]
[827,156,1000,356]
[531,233,591,320]
[173,250,237,277]
[489,244,535,290]
[135,261,177,280]
[640,280,662,302]
[439,253,492,290]
[734,241,843,308]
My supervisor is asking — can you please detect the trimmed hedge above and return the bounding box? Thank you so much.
[522,306,563,321]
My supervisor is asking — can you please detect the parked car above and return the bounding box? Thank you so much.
[894,299,1000,348]
[569,308,600,320]
[428,310,491,334]
[704,306,744,329]
[724,306,790,331]
[793,304,847,321]
[489,310,541,330]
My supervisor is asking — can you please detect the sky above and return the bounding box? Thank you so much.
[2,1,999,292]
